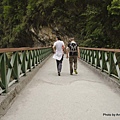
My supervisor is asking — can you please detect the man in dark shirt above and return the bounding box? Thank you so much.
[66,38,80,75]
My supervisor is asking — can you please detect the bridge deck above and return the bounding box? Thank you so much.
[1,56,120,120]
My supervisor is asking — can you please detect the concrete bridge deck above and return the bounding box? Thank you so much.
[1,55,120,120]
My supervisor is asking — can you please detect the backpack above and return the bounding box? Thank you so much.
[68,42,78,56]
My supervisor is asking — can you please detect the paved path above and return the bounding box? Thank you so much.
[1,56,120,120]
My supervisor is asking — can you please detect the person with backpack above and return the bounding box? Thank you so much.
[53,36,65,76]
[66,37,80,75]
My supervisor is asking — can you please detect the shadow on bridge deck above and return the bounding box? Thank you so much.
[1,55,120,120]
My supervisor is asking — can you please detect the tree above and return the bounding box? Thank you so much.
[0,0,120,48]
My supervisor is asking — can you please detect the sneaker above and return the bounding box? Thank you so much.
[70,69,73,75]
[70,72,73,75]
[74,69,78,74]
[58,72,60,76]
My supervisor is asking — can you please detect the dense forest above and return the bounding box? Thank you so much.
[0,0,120,48]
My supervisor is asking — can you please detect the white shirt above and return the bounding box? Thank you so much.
[53,40,64,60]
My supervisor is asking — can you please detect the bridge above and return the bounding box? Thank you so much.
[0,47,120,120]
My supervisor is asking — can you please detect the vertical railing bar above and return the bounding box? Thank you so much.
[109,51,112,76]
[1,53,8,92]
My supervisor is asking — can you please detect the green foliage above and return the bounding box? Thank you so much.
[0,0,120,48]
[107,0,120,15]
[3,6,12,20]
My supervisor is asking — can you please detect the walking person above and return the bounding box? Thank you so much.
[66,37,80,75]
[53,36,65,76]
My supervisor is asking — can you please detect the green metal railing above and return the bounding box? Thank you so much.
[80,47,120,80]
[0,47,52,94]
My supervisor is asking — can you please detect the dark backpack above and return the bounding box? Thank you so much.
[69,42,77,52]
[68,42,78,56]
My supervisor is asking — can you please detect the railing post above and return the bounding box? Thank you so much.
[13,52,19,81]
[88,50,90,63]
[1,53,8,92]
[95,50,99,68]
[22,51,27,76]
[81,49,83,60]
[38,49,41,63]
[101,51,104,72]
[28,50,32,71]
[32,50,36,68]
[91,50,94,66]
[109,52,112,76]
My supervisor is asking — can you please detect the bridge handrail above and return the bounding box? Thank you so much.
[80,47,120,80]
[80,47,120,52]
[0,47,51,53]
[0,47,52,94]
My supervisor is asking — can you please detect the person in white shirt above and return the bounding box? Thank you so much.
[53,36,65,76]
